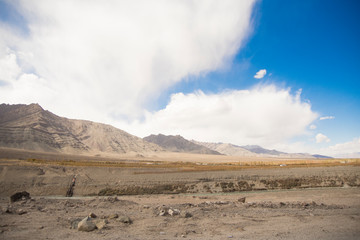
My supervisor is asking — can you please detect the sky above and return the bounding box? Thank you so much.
[0,0,359,157]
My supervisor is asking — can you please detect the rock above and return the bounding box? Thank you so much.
[89,213,97,218]
[108,213,119,219]
[118,215,132,224]
[70,218,82,229]
[184,212,193,218]
[95,219,108,230]
[10,191,31,203]
[77,217,97,232]
[17,209,27,215]
[159,209,167,216]
[168,208,180,216]
[238,197,246,203]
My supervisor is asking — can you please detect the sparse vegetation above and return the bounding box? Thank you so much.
[21,157,360,173]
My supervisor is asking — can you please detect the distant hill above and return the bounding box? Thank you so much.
[241,145,285,155]
[312,154,333,159]
[0,103,163,154]
[195,141,317,159]
[143,134,221,155]
[192,141,257,157]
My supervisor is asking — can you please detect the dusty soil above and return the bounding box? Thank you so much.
[1,188,359,240]
[0,151,359,239]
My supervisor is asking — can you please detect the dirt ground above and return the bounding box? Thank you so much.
[0,152,359,239]
[1,188,359,240]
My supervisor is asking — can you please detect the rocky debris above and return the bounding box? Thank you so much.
[77,216,97,232]
[88,212,97,218]
[10,191,31,203]
[238,197,246,203]
[158,206,181,216]
[117,215,132,224]
[245,201,344,209]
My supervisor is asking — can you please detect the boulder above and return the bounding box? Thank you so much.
[77,217,96,232]
[70,218,82,229]
[118,215,132,224]
[10,191,31,203]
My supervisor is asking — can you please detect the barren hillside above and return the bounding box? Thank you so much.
[0,103,163,154]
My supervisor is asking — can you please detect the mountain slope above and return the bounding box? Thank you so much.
[143,134,221,155]
[193,141,257,157]
[0,103,163,154]
[195,141,317,159]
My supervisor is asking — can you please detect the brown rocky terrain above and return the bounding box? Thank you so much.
[0,104,163,154]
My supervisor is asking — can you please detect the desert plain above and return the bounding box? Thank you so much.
[0,148,359,240]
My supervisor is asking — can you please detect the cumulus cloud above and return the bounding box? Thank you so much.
[309,124,317,130]
[0,0,256,122]
[320,116,335,120]
[254,69,267,79]
[318,137,360,158]
[316,133,330,143]
[124,84,318,148]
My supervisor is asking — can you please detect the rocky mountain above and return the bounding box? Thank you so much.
[143,134,221,155]
[241,145,285,155]
[0,103,163,154]
[194,141,318,159]
[192,142,257,157]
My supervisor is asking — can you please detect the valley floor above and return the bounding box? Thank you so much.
[0,149,359,239]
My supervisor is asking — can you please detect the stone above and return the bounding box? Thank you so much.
[108,213,118,219]
[89,212,97,218]
[95,219,108,230]
[238,197,246,203]
[77,217,97,232]
[168,208,180,216]
[70,218,82,229]
[17,209,27,215]
[184,212,193,218]
[10,191,31,203]
[118,215,132,224]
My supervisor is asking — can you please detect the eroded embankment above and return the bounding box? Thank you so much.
[97,175,360,196]
[0,162,359,197]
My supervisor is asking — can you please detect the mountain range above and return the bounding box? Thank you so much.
[0,103,331,158]
[0,103,162,154]
[143,134,221,155]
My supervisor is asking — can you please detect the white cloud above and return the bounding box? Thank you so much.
[309,124,317,130]
[318,137,360,158]
[0,0,256,123]
[125,84,318,148]
[316,133,330,143]
[254,69,267,79]
[320,116,335,120]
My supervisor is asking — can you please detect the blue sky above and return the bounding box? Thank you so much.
[163,0,360,153]
[0,0,359,157]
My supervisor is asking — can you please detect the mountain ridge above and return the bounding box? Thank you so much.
[143,134,221,155]
[0,103,163,154]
